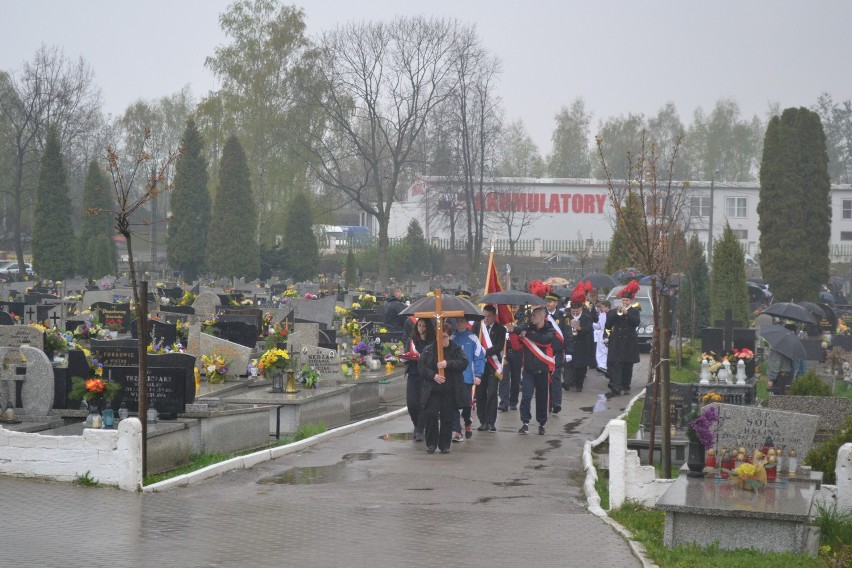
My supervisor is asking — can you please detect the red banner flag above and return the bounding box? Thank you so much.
[483,247,513,325]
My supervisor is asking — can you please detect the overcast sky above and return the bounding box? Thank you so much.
[3,0,851,154]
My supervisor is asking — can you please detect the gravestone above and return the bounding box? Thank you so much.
[0,312,14,325]
[218,311,262,331]
[131,319,178,347]
[0,326,44,366]
[715,309,742,353]
[109,366,188,419]
[288,322,320,353]
[92,302,132,333]
[197,333,252,378]
[39,304,64,329]
[767,396,852,435]
[54,348,91,409]
[159,304,196,315]
[700,328,724,356]
[816,302,837,333]
[82,288,134,310]
[292,295,337,329]
[91,339,139,367]
[212,321,258,349]
[18,345,54,419]
[192,291,221,317]
[732,328,756,352]
[640,382,696,429]
[800,339,824,362]
[0,301,25,320]
[712,403,820,459]
[831,335,852,352]
[149,352,198,416]
[298,345,344,385]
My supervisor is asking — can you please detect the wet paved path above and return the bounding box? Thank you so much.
[1,363,647,568]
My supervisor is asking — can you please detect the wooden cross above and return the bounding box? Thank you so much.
[714,308,743,353]
[413,289,465,368]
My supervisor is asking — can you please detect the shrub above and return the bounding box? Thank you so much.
[805,415,852,484]
[790,370,832,396]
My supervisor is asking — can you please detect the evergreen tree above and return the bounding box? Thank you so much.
[345,249,356,288]
[402,219,427,276]
[677,235,711,339]
[76,160,116,278]
[605,193,642,275]
[710,224,749,326]
[758,107,831,301]
[206,135,260,278]
[281,191,318,281]
[168,118,211,281]
[33,127,75,280]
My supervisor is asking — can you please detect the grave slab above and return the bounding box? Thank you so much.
[712,403,820,459]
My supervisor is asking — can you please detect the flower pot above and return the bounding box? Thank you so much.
[687,441,706,478]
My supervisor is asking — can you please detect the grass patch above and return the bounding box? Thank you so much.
[74,470,98,487]
[594,465,609,511]
[609,500,825,567]
[625,398,643,437]
[143,421,328,486]
[834,380,852,399]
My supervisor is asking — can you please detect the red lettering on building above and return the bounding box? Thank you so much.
[596,194,606,212]
[572,194,583,213]
[528,194,539,212]
[584,194,595,213]
[549,194,561,213]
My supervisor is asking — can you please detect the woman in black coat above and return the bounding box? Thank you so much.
[418,322,468,454]
[605,281,641,395]
[404,318,436,441]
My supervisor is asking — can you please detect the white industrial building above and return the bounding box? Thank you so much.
[384,177,852,261]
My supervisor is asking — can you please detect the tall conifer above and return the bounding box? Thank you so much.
[206,135,259,278]
[33,127,75,279]
[76,160,116,278]
[758,107,831,301]
[168,119,210,280]
[281,192,318,281]
[710,224,749,326]
[677,235,711,339]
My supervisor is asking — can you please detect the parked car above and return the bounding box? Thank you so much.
[605,284,656,351]
[0,262,33,276]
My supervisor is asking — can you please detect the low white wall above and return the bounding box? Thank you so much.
[0,419,143,491]
[836,443,852,513]
[607,418,675,508]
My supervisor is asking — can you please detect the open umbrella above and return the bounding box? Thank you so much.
[761,302,817,324]
[580,273,620,290]
[758,325,806,361]
[480,290,546,306]
[796,301,825,320]
[400,294,484,320]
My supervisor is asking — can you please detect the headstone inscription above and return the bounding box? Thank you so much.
[298,345,344,384]
[108,366,188,419]
[91,339,138,367]
[0,326,44,366]
[92,302,132,333]
[712,403,820,459]
[149,352,198,415]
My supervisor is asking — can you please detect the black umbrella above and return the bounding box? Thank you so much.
[480,290,546,306]
[400,294,483,320]
[762,302,817,324]
[816,302,838,332]
[796,301,825,320]
[758,325,806,361]
[580,273,620,290]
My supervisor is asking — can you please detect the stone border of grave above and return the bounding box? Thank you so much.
[582,391,852,558]
[142,407,408,492]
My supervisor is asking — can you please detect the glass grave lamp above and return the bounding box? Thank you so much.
[270,370,285,393]
[4,401,15,421]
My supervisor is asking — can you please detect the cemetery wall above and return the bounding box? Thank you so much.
[0,419,142,491]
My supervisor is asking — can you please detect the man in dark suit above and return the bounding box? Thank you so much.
[566,288,594,392]
[474,304,506,432]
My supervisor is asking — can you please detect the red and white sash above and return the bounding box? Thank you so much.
[521,335,555,372]
[547,312,564,343]
[479,327,503,375]
[408,338,420,355]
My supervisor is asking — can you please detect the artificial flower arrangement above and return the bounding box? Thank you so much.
[687,395,721,447]
[698,351,723,374]
[837,320,850,335]
[334,305,349,321]
[264,320,289,350]
[353,340,372,358]
[258,347,291,376]
[349,302,362,310]
[282,287,299,298]
[69,357,118,404]
[248,359,259,377]
[357,293,377,309]
[379,340,405,364]
[31,324,70,354]
[200,354,231,384]
[178,290,196,306]
[175,320,189,344]
[8,312,20,323]
[723,454,769,491]
[727,348,754,361]
[147,339,186,354]
[340,320,362,341]
[297,363,320,388]
[200,315,219,335]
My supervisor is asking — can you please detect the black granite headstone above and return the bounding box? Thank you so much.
[700,328,724,356]
[158,305,195,315]
[149,352,197,413]
[108,366,188,419]
[91,339,139,366]
[801,339,824,362]
[0,301,25,319]
[640,382,696,429]
[0,311,14,325]
[732,328,756,353]
[92,302,132,333]
[54,349,93,409]
[213,321,258,348]
[131,319,178,347]
[831,335,852,352]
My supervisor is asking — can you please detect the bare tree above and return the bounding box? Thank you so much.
[298,16,463,281]
[0,45,101,276]
[485,182,541,257]
[101,129,180,477]
[597,130,688,478]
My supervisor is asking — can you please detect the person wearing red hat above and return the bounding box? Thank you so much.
[565,286,594,392]
[605,280,641,395]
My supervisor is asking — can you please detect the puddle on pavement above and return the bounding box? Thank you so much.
[563,419,583,434]
[379,432,413,441]
[491,478,530,487]
[258,451,391,485]
[257,462,372,485]
[579,406,593,413]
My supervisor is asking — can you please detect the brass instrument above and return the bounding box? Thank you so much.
[617,306,625,316]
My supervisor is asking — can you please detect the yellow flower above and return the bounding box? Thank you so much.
[734,463,756,477]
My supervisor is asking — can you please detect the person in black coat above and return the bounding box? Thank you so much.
[404,317,436,442]
[605,280,641,395]
[566,288,594,392]
[418,322,469,454]
[507,306,555,435]
[544,291,568,413]
[383,287,407,329]
[473,305,506,432]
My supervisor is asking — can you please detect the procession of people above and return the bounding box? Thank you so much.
[401,277,642,454]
